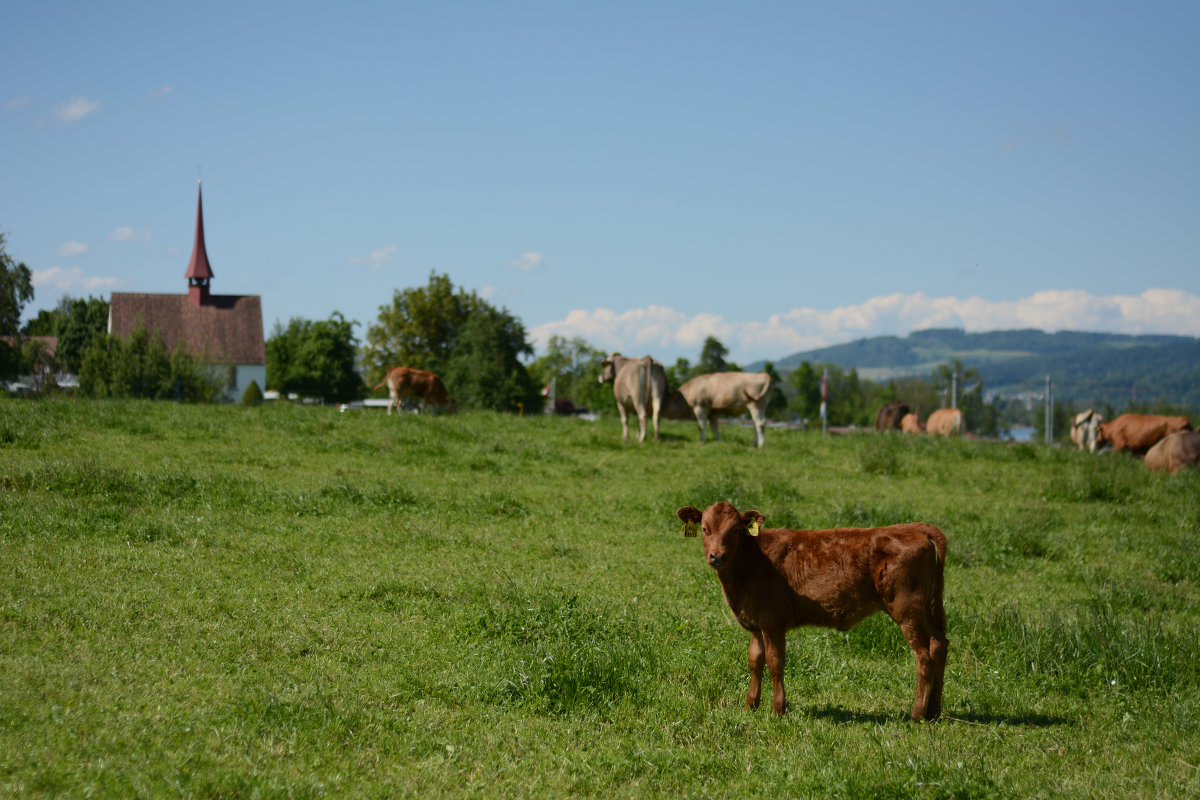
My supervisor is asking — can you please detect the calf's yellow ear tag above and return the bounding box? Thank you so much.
[746,520,761,537]
[682,521,698,537]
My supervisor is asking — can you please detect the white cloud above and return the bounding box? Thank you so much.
[150,85,174,100]
[55,97,101,123]
[32,266,119,294]
[4,96,30,110]
[351,245,398,270]
[529,289,1200,363]
[505,252,544,272]
[55,241,89,257]
[111,227,150,242]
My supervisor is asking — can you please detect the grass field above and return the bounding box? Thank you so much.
[2,398,1198,799]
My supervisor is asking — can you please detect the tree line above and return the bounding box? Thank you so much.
[4,228,1194,430]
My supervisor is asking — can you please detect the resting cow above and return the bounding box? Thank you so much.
[926,408,963,437]
[373,367,456,415]
[1097,413,1192,455]
[676,502,948,721]
[599,353,668,442]
[1070,409,1103,453]
[1144,431,1200,474]
[875,401,910,432]
[669,372,773,447]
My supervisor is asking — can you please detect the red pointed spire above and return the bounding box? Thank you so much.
[186,181,213,306]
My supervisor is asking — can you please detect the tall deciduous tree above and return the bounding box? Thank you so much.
[362,272,481,382]
[0,230,33,337]
[267,312,363,403]
[443,305,539,413]
[0,230,35,379]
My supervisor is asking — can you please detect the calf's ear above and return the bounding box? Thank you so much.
[741,510,765,536]
[676,506,701,537]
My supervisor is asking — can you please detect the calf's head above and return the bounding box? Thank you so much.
[676,502,764,570]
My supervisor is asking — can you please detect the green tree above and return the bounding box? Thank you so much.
[527,335,608,412]
[267,312,363,403]
[788,361,821,422]
[761,362,790,419]
[79,327,222,401]
[56,297,110,373]
[698,336,738,373]
[362,272,482,383]
[443,305,539,413]
[0,230,33,337]
[1,229,35,379]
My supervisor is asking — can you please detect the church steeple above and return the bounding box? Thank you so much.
[185,181,214,307]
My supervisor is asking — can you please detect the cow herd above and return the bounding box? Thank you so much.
[1069,409,1197,474]
[372,361,1198,474]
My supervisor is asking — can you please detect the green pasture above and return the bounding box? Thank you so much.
[1,398,1197,798]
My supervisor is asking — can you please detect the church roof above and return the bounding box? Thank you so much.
[109,292,265,365]
[184,182,214,280]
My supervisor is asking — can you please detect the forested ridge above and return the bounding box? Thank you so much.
[753,329,1200,407]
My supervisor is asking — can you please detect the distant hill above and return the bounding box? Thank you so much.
[748,329,1200,409]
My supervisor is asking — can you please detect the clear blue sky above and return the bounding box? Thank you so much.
[3,1,1198,365]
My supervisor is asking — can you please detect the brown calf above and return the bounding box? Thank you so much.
[373,367,456,415]
[875,401,910,431]
[676,502,948,721]
[1097,413,1192,455]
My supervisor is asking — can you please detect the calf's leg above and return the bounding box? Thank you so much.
[896,609,947,722]
[763,627,787,715]
[746,630,765,709]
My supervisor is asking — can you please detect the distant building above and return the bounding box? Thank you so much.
[108,183,266,402]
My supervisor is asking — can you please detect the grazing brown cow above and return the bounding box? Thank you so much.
[373,367,456,415]
[900,412,923,433]
[669,372,773,447]
[1097,413,1192,455]
[875,401,911,432]
[1144,431,1200,474]
[676,502,948,721]
[926,408,963,437]
[1070,409,1103,453]
[599,353,668,442]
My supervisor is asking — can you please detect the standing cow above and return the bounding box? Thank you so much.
[668,372,773,447]
[1070,409,1103,453]
[599,353,668,442]
[926,408,963,437]
[373,367,456,415]
[875,401,911,432]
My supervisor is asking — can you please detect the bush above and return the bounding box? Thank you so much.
[241,380,264,406]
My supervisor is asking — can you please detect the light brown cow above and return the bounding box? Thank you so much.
[900,412,923,434]
[373,367,456,415]
[599,353,668,442]
[676,502,948,721]
[1097,413,1192,455]
[670,372,772,447]
[926,408,963,437]
[1144,430,1200,474]
[1070,409,1103,453]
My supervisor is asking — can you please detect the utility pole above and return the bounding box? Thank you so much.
[1044,375,1053,445]
[820,367,828,435]
[951,370,958,409]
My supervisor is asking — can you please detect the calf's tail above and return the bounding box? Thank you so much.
[927,527,948,636]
